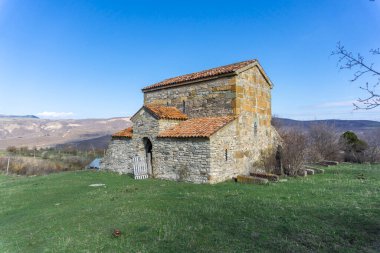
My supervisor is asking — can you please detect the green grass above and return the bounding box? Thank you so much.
[0,164,379,253]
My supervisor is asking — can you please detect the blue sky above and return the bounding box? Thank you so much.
[1,0,379,120]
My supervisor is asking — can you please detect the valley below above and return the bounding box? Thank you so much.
[1,116,379,151]
[0,117,131,150]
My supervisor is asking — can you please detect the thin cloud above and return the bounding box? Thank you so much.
[37,111,74,118]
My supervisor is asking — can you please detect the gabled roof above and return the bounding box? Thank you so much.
[145,104,188,120]
[142,60,261,92]
[112,127,133,138]
[131,104,188,122]
[158,116,235,138]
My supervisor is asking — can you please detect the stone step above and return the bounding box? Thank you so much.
[314,168,325,174]
[236,175,269,185]
[297,170,307,177]
[305,169,315,175]
[250,172,279,182]
[304,165,325,174]
[316,160,339,167]
[323,160,339,166]
[315,162,329,167]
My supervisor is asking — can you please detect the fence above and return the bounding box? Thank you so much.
[132,155,149,179]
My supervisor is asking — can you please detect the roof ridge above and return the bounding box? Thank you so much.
[142,59,256,91]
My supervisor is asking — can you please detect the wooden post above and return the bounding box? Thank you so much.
[6,157,10,175]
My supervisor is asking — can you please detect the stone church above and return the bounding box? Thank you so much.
[100,59,280,183]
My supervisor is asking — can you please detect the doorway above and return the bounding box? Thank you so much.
[143,137,153,176]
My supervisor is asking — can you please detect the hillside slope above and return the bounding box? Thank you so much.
[0,117,131,150]
[273,118,380,135]
[1,116,379,150]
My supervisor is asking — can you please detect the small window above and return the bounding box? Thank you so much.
[225,149,228,161]
[182,100,186,113]
[254,122,258,136]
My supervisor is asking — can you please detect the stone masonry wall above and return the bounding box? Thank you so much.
[144,76,236,118]
[154,138,211,183]
[101,108,160,174]
[209,120,238,183]
[158,119,182,132]
[232,66,281,174]
[131,108,161,175]
[235,65,272,126]
[100,138,134,174]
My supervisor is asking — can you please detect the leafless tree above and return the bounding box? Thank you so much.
[362,128,380,163]
[307,123,341,162]
[279,129,308,176]
[332,42,380,110]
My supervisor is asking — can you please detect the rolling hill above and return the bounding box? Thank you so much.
[0,117,131,150]
[273,117,380,136]
[1,116,379,151]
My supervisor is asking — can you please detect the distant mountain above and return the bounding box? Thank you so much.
[273,118,380,135]
[0,115,39,119]
[1,116,379,151]
[0,117,131,150]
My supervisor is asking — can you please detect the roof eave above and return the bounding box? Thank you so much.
[112,135,132,139]
[142,72,237,93]
[157,116,236,139]
[157,135,210,139]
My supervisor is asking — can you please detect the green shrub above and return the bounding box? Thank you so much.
[340,131,368,163]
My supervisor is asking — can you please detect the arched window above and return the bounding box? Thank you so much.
[182,100,186,113]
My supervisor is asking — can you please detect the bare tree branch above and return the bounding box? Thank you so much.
[332,42,380,110]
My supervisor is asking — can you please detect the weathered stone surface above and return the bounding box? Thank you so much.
[304,165,325,174]
[250,172,279,182]
[315,162,329,167]
[305,169,315,175]
[155,138,210,183]
[144,76,236,118]
[101,138,134,174]
[101,62,282,184]
[321,160,339,166]
[236,175,269,184]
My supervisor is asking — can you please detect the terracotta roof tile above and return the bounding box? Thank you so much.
[112,127,133,138]
[142,60,256,91]
[145,104,188,120]
[158,116,235,138]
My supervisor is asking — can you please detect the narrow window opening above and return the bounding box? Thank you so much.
[254,122,258,136]
[225,149,228,161]
[182,100,186,113]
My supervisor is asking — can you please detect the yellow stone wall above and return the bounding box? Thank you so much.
[234,65,272,126]
[230,66,280,174]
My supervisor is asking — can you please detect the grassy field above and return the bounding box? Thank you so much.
[0,164,379,253]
